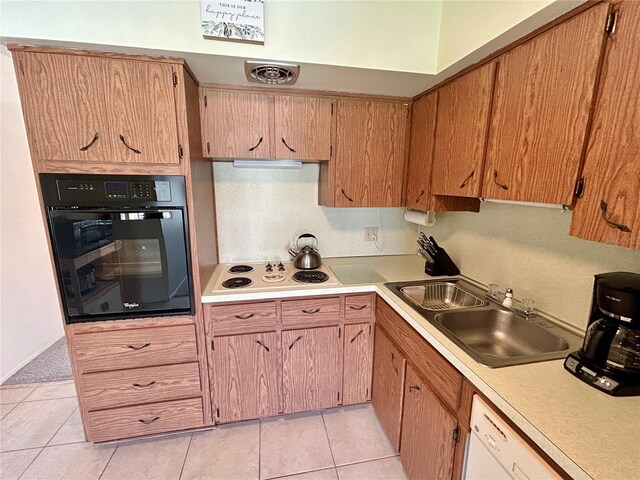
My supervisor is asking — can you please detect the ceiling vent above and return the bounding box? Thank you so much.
[244,60,300,85]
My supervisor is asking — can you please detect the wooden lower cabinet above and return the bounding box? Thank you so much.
[342,323,372,405]
[400,364,459,480]
[371,326,406,452]
[282,326,342,413]
[211,332,280,423]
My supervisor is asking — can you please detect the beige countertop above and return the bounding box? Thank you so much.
[202,254,640,480]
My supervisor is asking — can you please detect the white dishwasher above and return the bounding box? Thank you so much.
[464,395,560,480]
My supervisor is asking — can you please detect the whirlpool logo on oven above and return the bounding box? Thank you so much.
[124,302,140,309]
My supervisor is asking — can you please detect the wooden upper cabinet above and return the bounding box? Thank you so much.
[483,4,610,204]
[334,98,408,207]
[571,2,640,250]
[400,364,458,480]
[13,52,114,163]
[275,95,333,160]
[282,326,341,414]
[431,62,496,198]
[371,326,406,452]
[202,89,273,159]
[107,60,181,164]
[13,51,182,166]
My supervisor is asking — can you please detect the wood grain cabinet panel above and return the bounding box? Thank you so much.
[344,294,373,321]
[282,326,342,413]
[570,1,640,250]
[86,397,203,442]
[275,95,333,160]
[12,52,114,163]
[400,364,458,480]
[342,323,371,405]
[82,362,201,411]
[371,326,406,452]
[201,89,273,158]
[211,332,280,423]
[281,296,341,325]
[431,63,496,198]
[334,98,408,207]
[73,325,198,373]
[209,301,277,330]
[482,3,609,204]
[106,60,180,164]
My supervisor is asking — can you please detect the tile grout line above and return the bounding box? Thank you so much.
[266,466,340,480]
[177,433,194,480]
[258,418,262,480]
[98,443,119,480]
[44,405,79,447]
[16,447,45,480]
[320,410,338,469]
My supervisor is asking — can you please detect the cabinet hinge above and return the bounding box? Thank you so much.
[172,71,178,87]
[337,392,340,402]
[338,327,341,338]
[207,141,211,155]
[204,95,208,108]
[452,426,460,444]
[574,177,585,198]
[178,144,184,160]
[365,387,369,397]
[605,10,618,37]
[210,339,215,350]
[330,145,333,158]
[216,407,220,418]
[331,102,334,115]
[368,324,372,335]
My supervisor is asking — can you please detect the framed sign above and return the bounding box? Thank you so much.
[201,0,265,44]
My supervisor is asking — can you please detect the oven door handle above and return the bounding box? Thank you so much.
[118,212,174,221]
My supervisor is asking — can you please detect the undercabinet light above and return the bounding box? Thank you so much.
[233,160,303,169]
[480,198,569,210]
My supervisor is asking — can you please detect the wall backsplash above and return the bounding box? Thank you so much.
[213,162,418,263]
[425,202,640,331]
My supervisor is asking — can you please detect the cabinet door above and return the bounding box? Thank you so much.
[13,52,113,163]
[431,63,496,198]
[400,364,458,480]
[202,89,273,158]
[371,326,406,452]
[107,60,180,164]
[483,4,609,203]
[282,326,341,413]
[211,332,280,423]
[275,95,333,160]
[342,323,371,405]
[335,99,407,207]
[570,2,640,250]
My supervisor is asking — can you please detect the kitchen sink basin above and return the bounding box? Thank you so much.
[385,279,582,368]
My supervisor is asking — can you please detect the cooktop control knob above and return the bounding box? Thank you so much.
[266,262,273,272]
[278,262,285,272]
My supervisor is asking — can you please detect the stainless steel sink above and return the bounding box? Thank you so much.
[385,279,582,368]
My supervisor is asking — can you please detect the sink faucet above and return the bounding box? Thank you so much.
[502,288,514,307]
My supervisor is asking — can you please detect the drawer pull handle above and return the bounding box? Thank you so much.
[459,169,475,189]
[409,385,421,393]
[79,132,99,151]
[127,343,150,351]
[288,335,303,350]
[255,340,270,352]
[600,200,631,232]
[132,381,156,388]
[138,416,160,425]
[390,352,399,375]
[302,308,321,315]
[119,134,142,154]
[493,170,509,190]
[248,136,263,152]
[234,313,255,320]
[341,189,354,202]
[281,137,296,152]
[415,189,425,204]
[348,305,367,311]
[350,329,365,343]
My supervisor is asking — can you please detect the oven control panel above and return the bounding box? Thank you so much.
[56,179,172,202]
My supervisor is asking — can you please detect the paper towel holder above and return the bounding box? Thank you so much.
[404,209,436,227]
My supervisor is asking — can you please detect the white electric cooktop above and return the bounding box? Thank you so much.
[211,261,340,292]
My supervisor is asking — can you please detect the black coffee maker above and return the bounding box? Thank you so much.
[564,272,640,396]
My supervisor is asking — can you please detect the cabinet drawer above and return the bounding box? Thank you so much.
[376,298,463,412]
[281,296,341,324]
[82,362,201,411]
[74,325,198,373]
[345,294,373,320]
[209,302,277,330]
[86,397,203,442]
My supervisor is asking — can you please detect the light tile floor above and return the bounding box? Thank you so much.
[0,381,407,480]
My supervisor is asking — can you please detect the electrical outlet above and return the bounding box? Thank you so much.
[364,227,378,241]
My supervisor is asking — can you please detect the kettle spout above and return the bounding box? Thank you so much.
[288,248,297,258]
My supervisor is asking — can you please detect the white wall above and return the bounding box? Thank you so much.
[425,202,640,331]
[0,47,64,382]
[0,0,442,74]
[213,162,417,263]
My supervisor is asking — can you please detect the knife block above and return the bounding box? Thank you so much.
[424,248,460,276]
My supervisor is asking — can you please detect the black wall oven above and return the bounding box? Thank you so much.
[40,174,194,324]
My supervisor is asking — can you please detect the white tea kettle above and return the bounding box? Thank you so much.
[288,233,322,270]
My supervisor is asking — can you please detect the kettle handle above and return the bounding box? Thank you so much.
[296,233,318,250]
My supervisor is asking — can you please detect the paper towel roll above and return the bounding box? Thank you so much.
[403,210,436,227]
